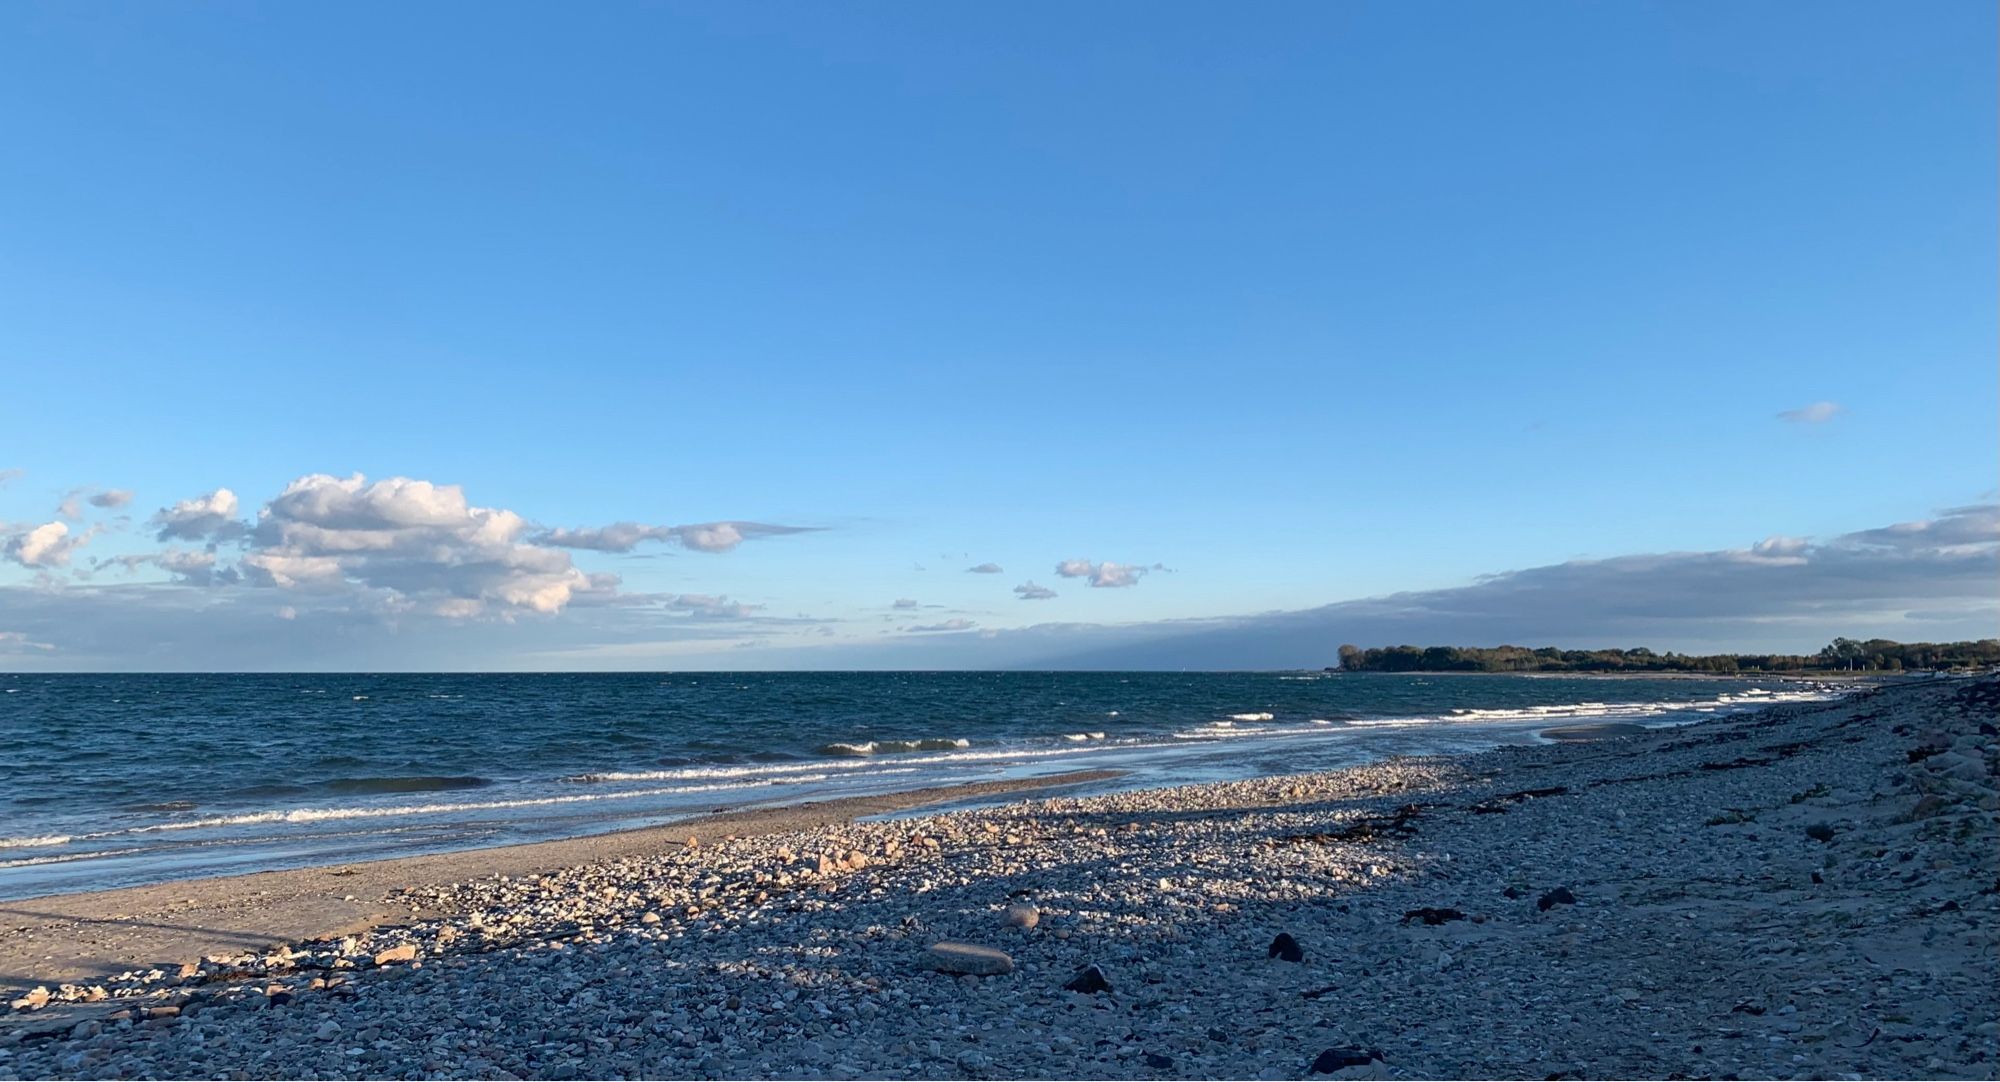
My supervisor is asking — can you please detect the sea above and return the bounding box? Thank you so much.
[0,671,1849,900]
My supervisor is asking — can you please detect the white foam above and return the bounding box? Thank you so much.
[68,777,826,843]
[1228,712,1275,722]
[817,737,971,757]
[0,833,72,850]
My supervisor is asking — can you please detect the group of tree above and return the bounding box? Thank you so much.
[1332,638,2000,674]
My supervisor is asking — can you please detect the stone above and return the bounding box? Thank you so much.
[1143,1052,1174,1068]
[9,987,50,1011]
[1004,902,1040,929]
[372,943,418,966]
[923,942,1013,976]
[845,850,869,870]
[816,854,838,876]
[1805,823,1836,843]
[316,1020,343,1041]
[1268,932,1304,962]
[640,911,662,924]
[1309,1047,1382,1074]
[1063,964,1111,994]
[1537,887,1577,911]
[1400,907,1466,926]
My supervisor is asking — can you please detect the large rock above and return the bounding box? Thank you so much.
[1004,902,1040,929]
[1267,932,1304,962]
[371,943,418,966]
[1309,1047,1385,1075]
[1063,964,1112,994]
[923,941,1013,976]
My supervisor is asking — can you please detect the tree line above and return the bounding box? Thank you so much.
[1333,638,2000,674]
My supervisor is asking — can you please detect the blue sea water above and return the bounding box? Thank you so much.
[0,671,1845,899]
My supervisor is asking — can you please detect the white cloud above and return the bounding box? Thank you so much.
[966,562,1003,574]
[903,618,976,633]
[236,473,600,618]
[535,520,813,554]
[1014,581,1057,600]
[58,487,136,519]
[1837,504,1999,552]
[0,630,55,652]
[662,594,762,619]
[1055,558,1146,588]
[892,598,919,609]
[4,521,97,568]
[153,488,246,544]
[1778,401,1843,424]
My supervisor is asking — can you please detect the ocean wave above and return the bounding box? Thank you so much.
[75,778,804,841]
[0,833,73,849]
[0,846,148,869]
[1228,712,1275,722]
[1061,732,1108,742]
[814,738,971,757]
[1354,688,1844,730]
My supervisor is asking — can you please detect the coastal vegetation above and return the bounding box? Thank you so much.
[1334,638,2000,674]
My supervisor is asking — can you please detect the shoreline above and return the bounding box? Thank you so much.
[3,678,1992,1078]
[0,770,1122,996]
[2,674,1855,903]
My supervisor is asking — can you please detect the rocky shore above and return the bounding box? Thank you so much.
[3,677,1995,1080]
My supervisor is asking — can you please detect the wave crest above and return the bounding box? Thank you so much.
[814,738,970,757]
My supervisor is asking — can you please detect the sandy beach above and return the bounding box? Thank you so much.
[2,677,1994,1079]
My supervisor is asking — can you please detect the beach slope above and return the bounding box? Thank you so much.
[3,678,1994,1079]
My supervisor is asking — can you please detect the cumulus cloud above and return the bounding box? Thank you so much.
[226,473,607,618]
[535,521,813,554]
[1778,401,1843,424]
[966,563,1003,574]
[153,488,247,544]
[1014,581,1058,600]
[1055,558,1146,588]
[12,472,814,630]
[903,618,976,633]
[4,521,96,569]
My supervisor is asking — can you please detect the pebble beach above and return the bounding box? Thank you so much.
[3,676,1995,1080]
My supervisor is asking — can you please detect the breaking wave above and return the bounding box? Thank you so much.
[814,738,971,757]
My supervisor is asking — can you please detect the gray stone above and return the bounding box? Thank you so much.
[923,942,1013,976]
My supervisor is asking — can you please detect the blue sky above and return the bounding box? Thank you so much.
[1,2,1994,669]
